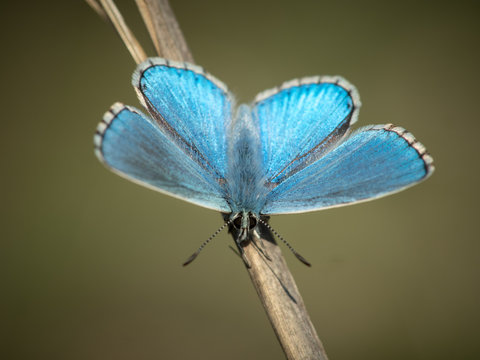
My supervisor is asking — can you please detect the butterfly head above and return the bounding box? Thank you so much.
[231,211,259,245]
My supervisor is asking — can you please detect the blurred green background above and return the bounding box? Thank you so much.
[2,0,479,359]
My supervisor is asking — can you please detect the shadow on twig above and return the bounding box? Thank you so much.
[223,213,298,304]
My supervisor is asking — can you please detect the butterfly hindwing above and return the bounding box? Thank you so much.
[132,58,233,179]
[262,124,434,214]
[94,103,230,212]
[253,76,360,184]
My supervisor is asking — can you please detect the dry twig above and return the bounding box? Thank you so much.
[87,0,147,64]
[134,0,194,62]
[85,1,328,358]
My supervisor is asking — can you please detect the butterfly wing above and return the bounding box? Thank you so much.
[253,76,360,184]
[262,125,434,214]
[94,103,230,212]
[132,58,233,179]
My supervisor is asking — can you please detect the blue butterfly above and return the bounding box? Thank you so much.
[94,58,434,265]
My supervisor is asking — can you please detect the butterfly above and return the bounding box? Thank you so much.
[94,58,434,265]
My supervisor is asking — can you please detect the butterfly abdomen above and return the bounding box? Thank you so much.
[226,105,267,213]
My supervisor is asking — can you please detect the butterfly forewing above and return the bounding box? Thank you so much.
[262,124,434,214]
[94,103,230,212]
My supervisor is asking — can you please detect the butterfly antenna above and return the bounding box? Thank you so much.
[258,218,311,267]
[182,220,231,266]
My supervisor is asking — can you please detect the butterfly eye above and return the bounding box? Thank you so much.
[233,215,242,229]
[248,215,257,230]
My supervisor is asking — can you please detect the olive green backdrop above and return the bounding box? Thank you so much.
[2,0,479,359]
